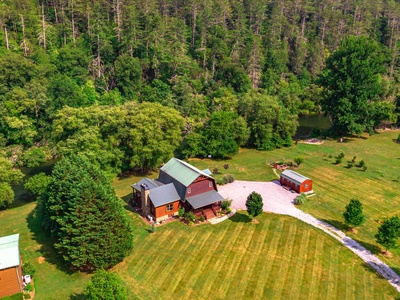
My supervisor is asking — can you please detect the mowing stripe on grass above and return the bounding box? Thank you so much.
[188,221,242,296]
[182,222,233,299]
[216,222,258,298]
[262,219,287,298]
[202,221,253,297]
[243,218,271,299]
[251,217,279,299]
[280,224,310,299]
[167,229,214,297]
[148,227,202,291]
[273,220,298,298]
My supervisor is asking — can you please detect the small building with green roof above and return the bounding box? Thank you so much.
[0,233,24,298]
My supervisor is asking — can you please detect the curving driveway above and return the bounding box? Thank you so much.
[218,180,400,293]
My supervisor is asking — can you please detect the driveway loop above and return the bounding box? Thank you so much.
[218,180,400,293]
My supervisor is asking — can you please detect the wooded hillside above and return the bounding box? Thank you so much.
[0,0,399,176]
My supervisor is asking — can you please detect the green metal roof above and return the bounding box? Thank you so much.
[186,190,224,209]
[0,233,20,270]
[159,158,212,187]
[280,170,310,185]
[149,183,181,207]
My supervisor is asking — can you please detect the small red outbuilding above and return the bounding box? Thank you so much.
[280,170,313,193]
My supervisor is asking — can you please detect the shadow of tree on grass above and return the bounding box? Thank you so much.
[26,206,75,274]
[229,212,251,223]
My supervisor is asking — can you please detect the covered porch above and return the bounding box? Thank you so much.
[186,190,224,220]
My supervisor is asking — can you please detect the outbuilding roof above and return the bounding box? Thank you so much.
[186,190,224,209]
[0,233,20,270]
[149,183,181,207]
[159,158,212,187]
[280,170,310,185]
[131,178,164,191]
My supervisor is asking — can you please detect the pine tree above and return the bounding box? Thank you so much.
[246,191,263,219]
[38,155,133,272]
[343,199,365,229]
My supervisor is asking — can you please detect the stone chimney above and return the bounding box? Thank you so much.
[140,183,150,217]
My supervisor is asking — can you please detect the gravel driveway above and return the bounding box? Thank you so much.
[218,180,400,293]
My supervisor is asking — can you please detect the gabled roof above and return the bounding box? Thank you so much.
[159,158,212,187]
[0,233,20,270]
[202,169,212,176]
[280,170,310,185]
[149,183,181,207]
[186,190,224,209]
[131,178,164,191]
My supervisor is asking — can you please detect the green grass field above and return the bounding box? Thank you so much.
[1,203,398,299]
[0,130,399,299]
[187,130,400,270]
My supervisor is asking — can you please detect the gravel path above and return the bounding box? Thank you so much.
[218,180,400,293]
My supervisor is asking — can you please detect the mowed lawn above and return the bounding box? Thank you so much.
[0,129,399,299]
[188,130,400,270]
[1,202,398,299]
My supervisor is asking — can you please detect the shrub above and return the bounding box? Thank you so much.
[23,294,31,299]
[397,134,400,141]
[217,176,228,185]
[1,293,23,300]
[347,162,353,168]
[362,165,367,171]
[221,199,232,211]
[212,168,219,174]
[295,193,307,205]
[23,262,36,278]
[200,215,205,222]
[338,152,345,159]
[223,164,229,170]
[328,154,333,158]
[352,156,357,163]
[226,207,232,214]
[225,174,235,183]
[178,207,185,218]
[184,211,196,223]
[294,156,304,167]
[335,157,342,165]
[358,160,365,167]
[24,283,34,293]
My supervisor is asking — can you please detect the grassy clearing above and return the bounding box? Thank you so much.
[187,130,400,270]
[0,130,399,299]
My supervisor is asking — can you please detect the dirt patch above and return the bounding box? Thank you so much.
[37,256,46,264]
[301,138,325,145]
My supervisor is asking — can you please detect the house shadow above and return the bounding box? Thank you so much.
[26,206,75,274]
[229,212,251,223]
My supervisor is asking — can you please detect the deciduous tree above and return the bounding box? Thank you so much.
[375,216,400,253]
[84,269,127,300]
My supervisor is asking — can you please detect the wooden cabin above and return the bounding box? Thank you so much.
[132,158,224,222]
[280,170,313,193]
[0,234,24,298]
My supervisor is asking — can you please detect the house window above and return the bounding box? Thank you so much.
[209,182,212,188]
[305,184,308,189]
[188,188,191,194]
[166,203,173,211]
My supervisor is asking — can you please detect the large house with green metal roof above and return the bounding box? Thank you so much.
[0,233,24,298]
[132,158,224,222]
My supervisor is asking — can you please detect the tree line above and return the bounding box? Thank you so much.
[1,0,400,207]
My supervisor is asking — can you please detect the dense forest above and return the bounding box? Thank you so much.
[0,0,400,197]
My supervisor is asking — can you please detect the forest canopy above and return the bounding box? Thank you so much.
[0,0,399,177]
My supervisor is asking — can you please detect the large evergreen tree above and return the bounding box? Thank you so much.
[38,155,133,272]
